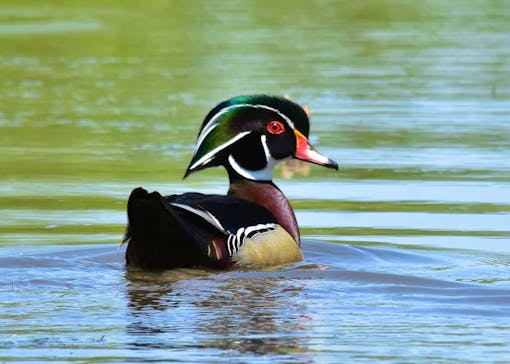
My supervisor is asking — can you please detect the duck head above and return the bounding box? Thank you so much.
[184,95,338,181]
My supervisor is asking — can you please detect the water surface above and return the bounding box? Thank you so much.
[1,0,509,362]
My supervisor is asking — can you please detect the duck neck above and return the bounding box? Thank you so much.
[227,177,300,245]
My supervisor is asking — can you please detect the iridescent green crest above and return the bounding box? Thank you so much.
[184,95,309,178]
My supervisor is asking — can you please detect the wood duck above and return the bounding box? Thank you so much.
[124,95,338,270]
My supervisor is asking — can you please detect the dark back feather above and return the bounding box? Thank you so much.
[124,188,279,269]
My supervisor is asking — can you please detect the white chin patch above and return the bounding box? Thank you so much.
[228,154,277,181]
[227,134,283,181]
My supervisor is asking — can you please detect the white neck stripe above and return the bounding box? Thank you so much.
[227,154,277,181]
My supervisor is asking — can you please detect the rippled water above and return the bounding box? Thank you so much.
[1,1,510,362]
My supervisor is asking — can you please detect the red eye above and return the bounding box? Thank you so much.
[267,120,285,135]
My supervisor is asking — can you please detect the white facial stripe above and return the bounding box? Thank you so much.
[189,131,251,171]
[195,122,219,152]
[190,101,296,173]
[195,103,296,151]
[260,135,271,161]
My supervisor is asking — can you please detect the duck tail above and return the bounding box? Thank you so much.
[124,187,230,269]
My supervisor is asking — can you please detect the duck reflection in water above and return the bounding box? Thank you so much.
[125,268,312,358]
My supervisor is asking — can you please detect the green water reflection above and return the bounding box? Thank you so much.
[1,0,509,246]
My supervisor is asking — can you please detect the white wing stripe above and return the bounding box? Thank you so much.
[170,202,226,231]
[228,223,278,259]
